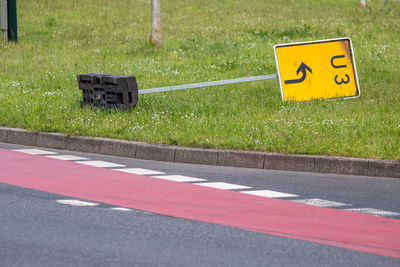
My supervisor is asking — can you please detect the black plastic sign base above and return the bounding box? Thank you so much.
[77,73,138,109]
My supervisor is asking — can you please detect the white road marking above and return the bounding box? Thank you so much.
[111,207,133,211]
[46,155,89,161]
[75,160,126,168]
[241,190,298,198]
[152,175,206,182]
[113,168,166,175]
[57,199,99,207]
[111,207,153,214]
[344,208,400,217]
[292,198,349,207]
[194,182,252,190]
[13,149,58,155]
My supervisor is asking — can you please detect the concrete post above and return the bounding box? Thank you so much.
[0,0,7,41]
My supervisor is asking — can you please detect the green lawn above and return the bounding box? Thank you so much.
[0,0,399,160]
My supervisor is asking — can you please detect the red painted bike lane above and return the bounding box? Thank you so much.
[1,148,399,258]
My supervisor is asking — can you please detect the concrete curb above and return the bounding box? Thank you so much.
[1,127,399,178]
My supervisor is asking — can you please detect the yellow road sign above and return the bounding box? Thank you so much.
[274,38,360,102]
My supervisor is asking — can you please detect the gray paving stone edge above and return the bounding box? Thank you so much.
[1,127,399,178]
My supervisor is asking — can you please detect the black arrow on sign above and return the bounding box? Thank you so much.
[284,62,312,85]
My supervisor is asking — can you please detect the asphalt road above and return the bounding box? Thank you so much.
[1,142,399,266]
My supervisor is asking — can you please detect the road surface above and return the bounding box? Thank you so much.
[1,142,399,266]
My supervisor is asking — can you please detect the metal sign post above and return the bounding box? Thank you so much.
[139,74,278,95]
[7,0,17,42]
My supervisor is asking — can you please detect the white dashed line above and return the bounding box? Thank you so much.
[14,149,397,219]
[195,182,252,190]
[111,207,133,211]
[75,160,126,168]
[152,175,206,182]
[113,168,166,175]
[57,199,99,207]
[13,149,58,155]
[46,155,89,161]
[240,190,298,198]
[292,198,349,207]
[344,208,400,217]
[111,208,152,214]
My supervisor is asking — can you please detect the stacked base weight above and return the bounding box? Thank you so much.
[77,73,138,109]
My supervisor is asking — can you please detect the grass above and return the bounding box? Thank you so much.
[0,0,399,160]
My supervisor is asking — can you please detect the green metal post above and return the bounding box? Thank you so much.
[7,0,16,42]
